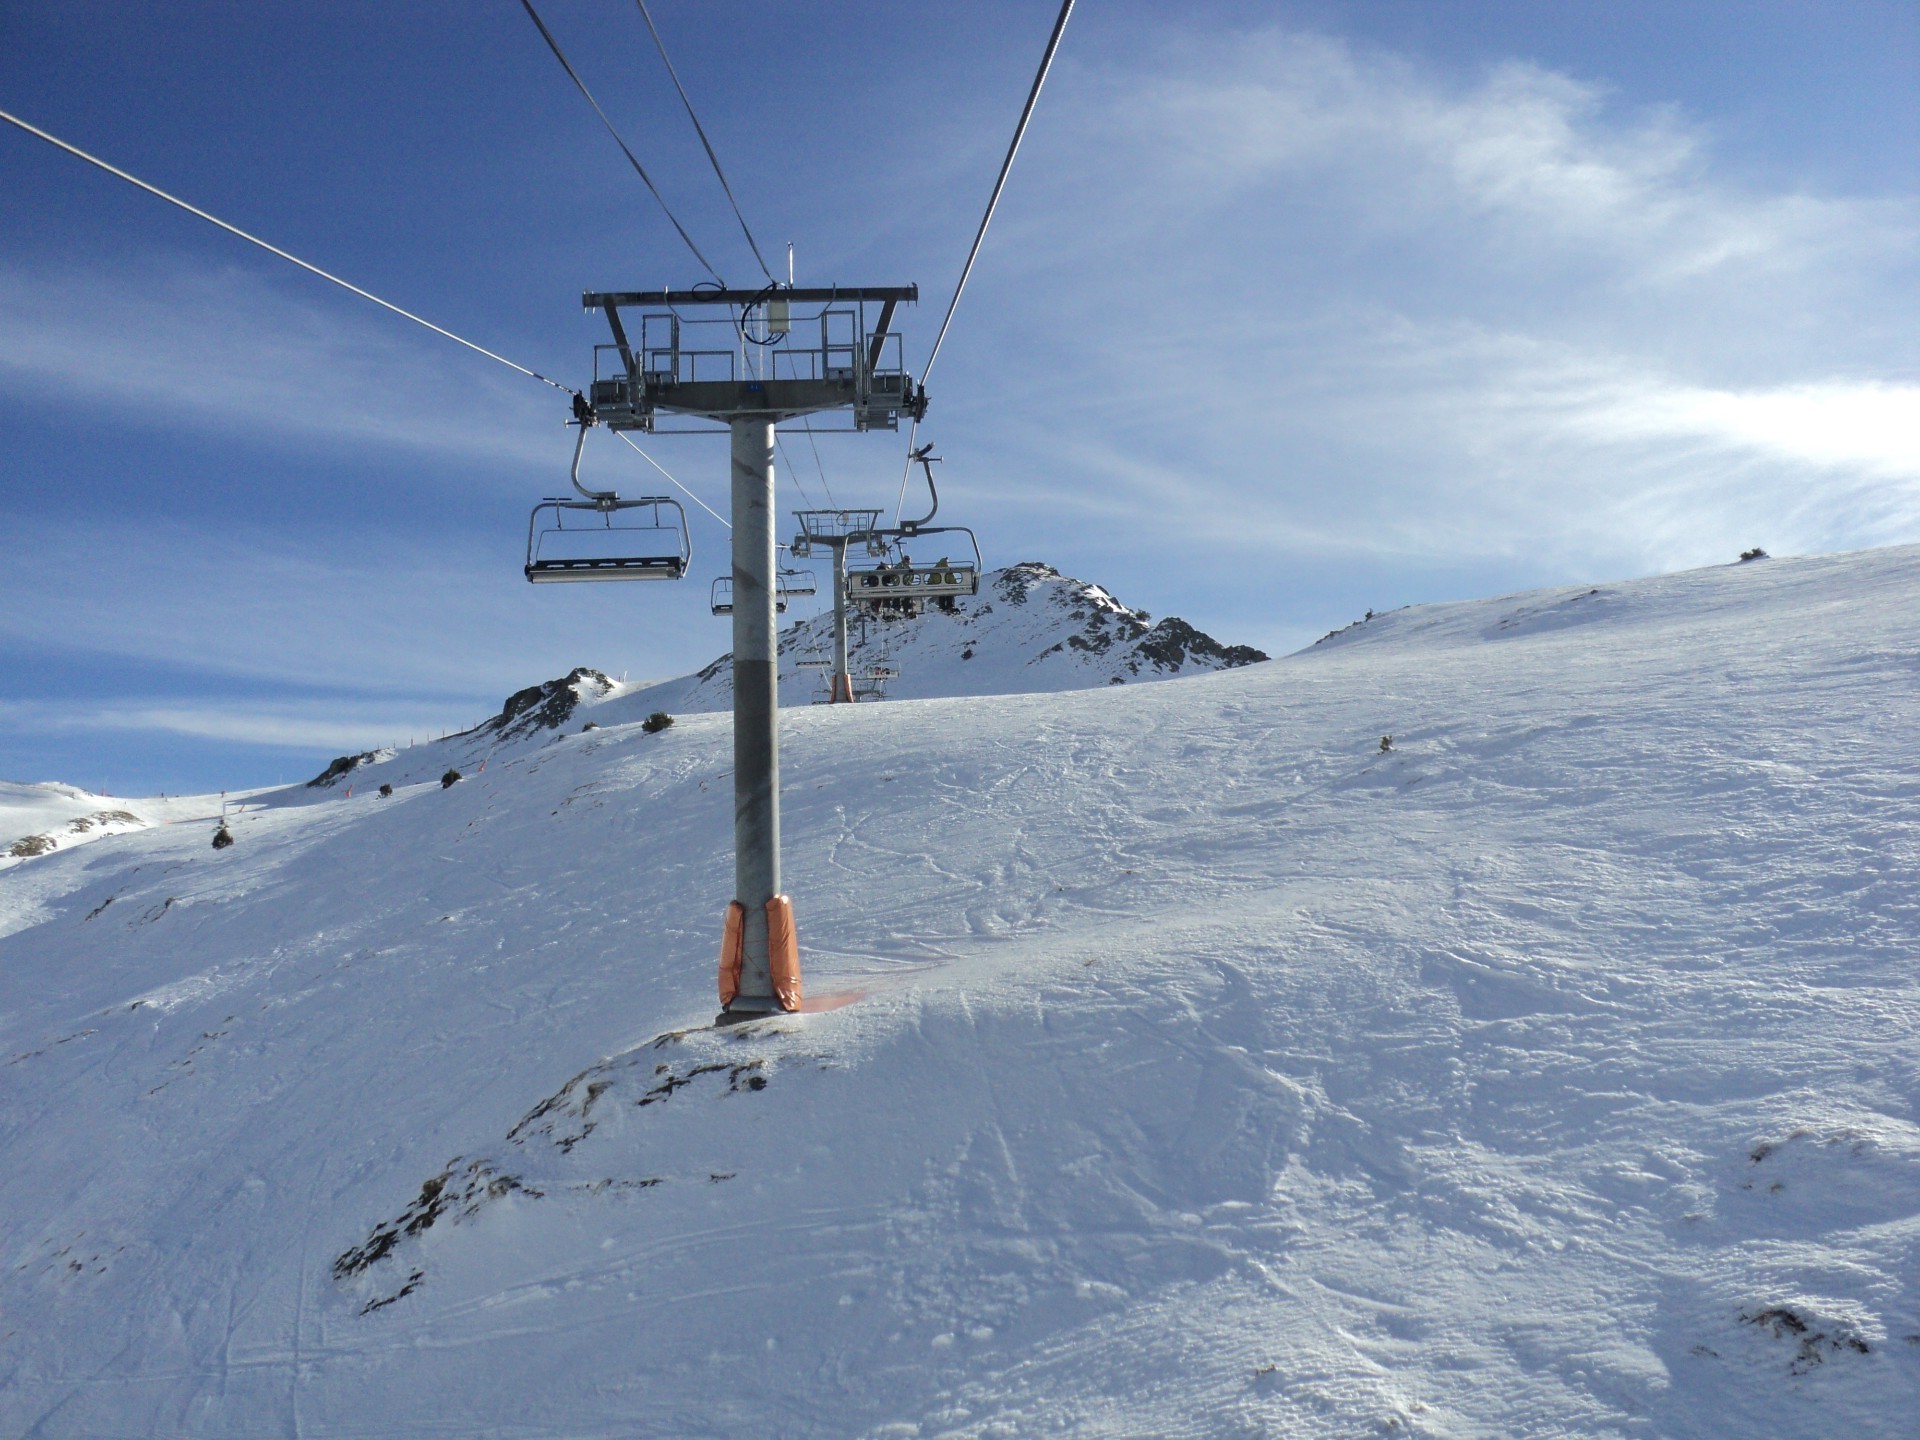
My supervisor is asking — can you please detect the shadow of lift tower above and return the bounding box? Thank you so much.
[582,282,925,1020]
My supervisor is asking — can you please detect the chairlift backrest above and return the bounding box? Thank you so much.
[846,559,980,603]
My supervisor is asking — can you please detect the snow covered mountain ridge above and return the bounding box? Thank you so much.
[292,560,1265,796]
[631,559,1267,712]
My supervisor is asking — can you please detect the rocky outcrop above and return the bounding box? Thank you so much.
[308,751,380,788]
[483,668,614,741]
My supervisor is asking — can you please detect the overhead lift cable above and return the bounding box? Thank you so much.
[632,0,776,286]
[0,107,720,516]
[518,0,726,286]
[618,432,730,529]
[895,0,1076,519]
[798,418,837,510]
[922,0,1076,389]
[0,106,579,396]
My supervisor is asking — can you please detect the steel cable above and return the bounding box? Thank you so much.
[518,0,726,286]
[896,0,1075,520]
[0,106,580,396]
[632,0,776,286]
[617,432,730,529]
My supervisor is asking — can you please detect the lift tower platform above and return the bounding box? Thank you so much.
[582,285,923,1017]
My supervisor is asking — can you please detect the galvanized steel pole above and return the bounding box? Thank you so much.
[830,542,852,703]
[728,416,781,1008]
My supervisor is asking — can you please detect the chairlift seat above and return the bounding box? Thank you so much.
[528,556,684,582]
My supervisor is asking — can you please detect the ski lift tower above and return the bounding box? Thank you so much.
[790,507,886,704]
[582,284,923,1017]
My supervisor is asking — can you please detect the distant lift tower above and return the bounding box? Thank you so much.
[789,508,886,704]
[582,284,924,1017]
[792,446,984,704]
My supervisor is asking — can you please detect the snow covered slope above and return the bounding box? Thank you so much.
[3,547,1918,1438]
[0,781,223,870]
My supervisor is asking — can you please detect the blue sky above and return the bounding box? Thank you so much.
[3,0,1915,795]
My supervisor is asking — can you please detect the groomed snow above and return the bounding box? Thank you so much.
[3,547,1917,1437]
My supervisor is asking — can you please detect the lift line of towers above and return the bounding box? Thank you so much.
[522,284,981,1020]
[3,0,1075,1023]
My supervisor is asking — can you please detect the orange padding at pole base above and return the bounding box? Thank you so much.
[716,896,802,1012]
[717,900,745,1008]
[766,894,801,1012]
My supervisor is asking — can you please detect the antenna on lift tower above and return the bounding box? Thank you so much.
[577,282,925,1020]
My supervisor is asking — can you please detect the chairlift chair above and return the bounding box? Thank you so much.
[845,526,983,613]
[524,422,691,583]
[853,665,897,701]
[712,575,800,616]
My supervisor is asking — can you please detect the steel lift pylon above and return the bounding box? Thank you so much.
[581,284,924,1017]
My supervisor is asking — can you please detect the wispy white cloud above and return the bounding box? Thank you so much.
[948,24,1920,595]
[1078,30,1915,291]
[0,259,560,469]
[0,697,451,754]
[1575,378,1920,480]
[0,512,726,706]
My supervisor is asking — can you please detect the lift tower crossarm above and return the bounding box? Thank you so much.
[602,302,636,378]
[584,286,918,308]
[866,296,900,376]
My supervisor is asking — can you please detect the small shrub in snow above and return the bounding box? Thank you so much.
[441,769,462,789]
[642,712,674,734]
[1740,547,1769,562]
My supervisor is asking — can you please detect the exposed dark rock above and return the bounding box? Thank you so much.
[334,1158,539,1281]
[995,561,1059,606]
[1131,617,1268,673]
[308,751,378,788]
[487,667,613,739]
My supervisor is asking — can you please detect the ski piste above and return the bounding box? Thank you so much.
[3,546,1917,1438]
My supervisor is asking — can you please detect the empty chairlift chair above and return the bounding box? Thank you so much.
[524,424,691,583]
[713,570,811,616]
